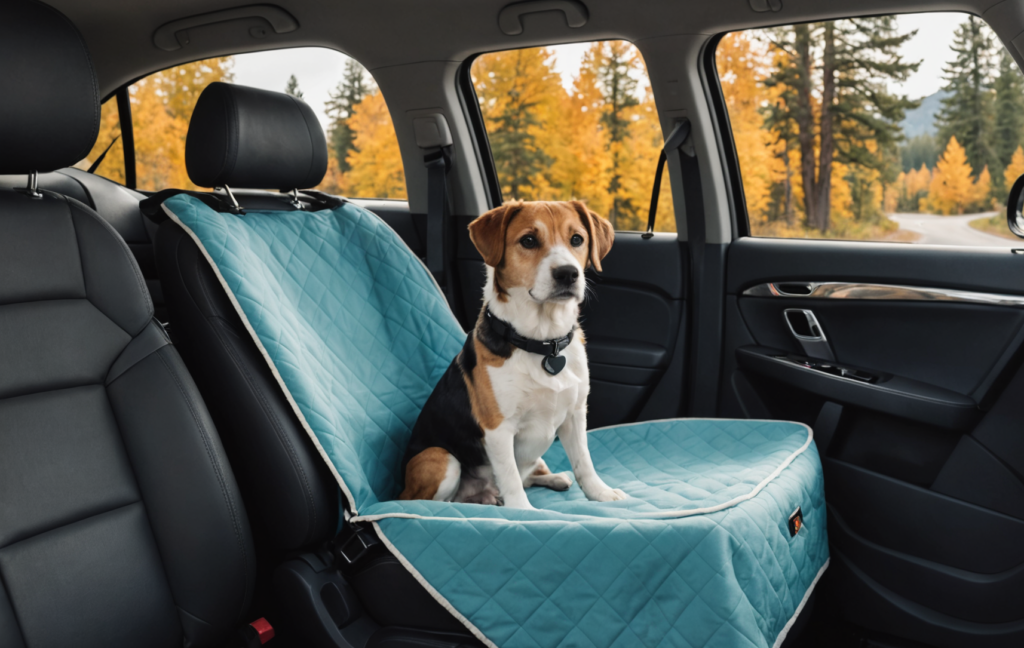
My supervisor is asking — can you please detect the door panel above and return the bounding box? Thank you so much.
[456,221,688,429]
[721,236,1024,647]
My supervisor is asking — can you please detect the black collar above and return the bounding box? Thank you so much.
[484,309,574,358]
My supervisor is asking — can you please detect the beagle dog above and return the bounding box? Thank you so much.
[399,200,626,509]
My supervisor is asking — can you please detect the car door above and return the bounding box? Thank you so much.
[710,13,1024,648]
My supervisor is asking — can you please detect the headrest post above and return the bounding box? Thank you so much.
[289,188,304,210]
[220,185,244,214]
[16,171,44,200]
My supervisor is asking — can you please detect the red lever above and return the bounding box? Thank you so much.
[249,618,275,644]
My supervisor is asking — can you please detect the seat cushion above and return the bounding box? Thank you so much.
[161,194,829,647]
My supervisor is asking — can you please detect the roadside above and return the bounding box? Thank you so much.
[968,213,1020,240]
[889,212,1019,246]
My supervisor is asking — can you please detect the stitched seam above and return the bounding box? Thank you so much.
[155,350,253,615]
[67,197,152,333]
[61,192,89,298]
[0,563,29,648]
[0,500,141,551]
[106,323,170,386]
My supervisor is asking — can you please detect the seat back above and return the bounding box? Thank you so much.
[157,83,465,520]
[0,3,254,646]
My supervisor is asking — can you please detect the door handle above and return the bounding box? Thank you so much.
[498,0,589,36]
[783,309,835,361]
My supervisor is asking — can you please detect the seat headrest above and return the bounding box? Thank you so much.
[186,83,329,190]
[0,0,100,175]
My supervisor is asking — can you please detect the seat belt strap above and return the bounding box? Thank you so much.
[424,147,451,287]
[643,120,692,238]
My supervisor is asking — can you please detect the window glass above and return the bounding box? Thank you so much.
[82,48,406,199]
[472,42,674,232]
[717,13,1022,245]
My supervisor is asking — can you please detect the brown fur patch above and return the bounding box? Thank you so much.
[464,336,505,431]
[399,447,452,500]
[531,463,552,477]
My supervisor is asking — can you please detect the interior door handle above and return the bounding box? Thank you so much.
[783,309,835,361]
[498,0,589,36]
[153,5,299,51]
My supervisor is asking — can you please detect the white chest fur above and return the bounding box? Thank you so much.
[486,337,589,464]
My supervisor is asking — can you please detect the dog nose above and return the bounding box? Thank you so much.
[552,265,579,285]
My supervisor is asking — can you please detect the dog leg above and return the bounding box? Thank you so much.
[557,410,627,503]
[523,458,573,491]
[484,426,534,509]
[399,447,461,501]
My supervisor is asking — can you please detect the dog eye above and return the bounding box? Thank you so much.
[570,234,584,247]
[520,235,539,249]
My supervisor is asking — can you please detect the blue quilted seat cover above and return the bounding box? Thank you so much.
[163,195,829,648]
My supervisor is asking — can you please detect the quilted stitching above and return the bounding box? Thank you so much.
[165,196,829,648]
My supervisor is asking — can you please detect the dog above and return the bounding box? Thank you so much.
[399,200,627,509]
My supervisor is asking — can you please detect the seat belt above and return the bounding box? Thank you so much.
[413,114,455,297]
[643,120,692,238]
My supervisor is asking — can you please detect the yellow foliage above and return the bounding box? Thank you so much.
[715,32,782,228]
[973,166,992,208]
[344,90,407,199]
[1004,146,1024,192]
[926,137,980,215]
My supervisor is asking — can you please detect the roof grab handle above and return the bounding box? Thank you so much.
[153,4,299,52]
[498,0,589,36]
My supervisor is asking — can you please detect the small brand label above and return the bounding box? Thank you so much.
[788,507,803,537]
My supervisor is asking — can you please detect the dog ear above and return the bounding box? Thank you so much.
[570,201,614,272]
[468,202,523,267]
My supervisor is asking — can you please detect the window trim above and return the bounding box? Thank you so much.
[456,54,503,209]
[702,32,751,239]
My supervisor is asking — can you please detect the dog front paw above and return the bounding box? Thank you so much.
[591,488,628,502]
[549,472,573,491]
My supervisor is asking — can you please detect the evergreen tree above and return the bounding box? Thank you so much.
[326,60,373,173]
[935,16,997,176]
[900,134,939,171]
[992,49,1024,196]
[764,17,919,232]
[284,74,304,99]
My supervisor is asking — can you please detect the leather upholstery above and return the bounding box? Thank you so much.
[156,220,340,552]
[0,191,256,648]
[186,83,328,190]
[0,0,99,174]
[0,3,255,645]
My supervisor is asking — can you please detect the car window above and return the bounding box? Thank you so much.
[81,48,406,199]
[717,12,1022,245]
[471,41,675,233]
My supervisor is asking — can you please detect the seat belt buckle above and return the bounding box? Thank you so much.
[332,523,380,566]
[237,617,274,646]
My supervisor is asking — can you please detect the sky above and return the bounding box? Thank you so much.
[230,12,980,129]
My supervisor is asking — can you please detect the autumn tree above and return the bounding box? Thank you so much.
[473,48,563,200]
[326,60,373,173]
[926,136,978,214]
[285,74,304,98]
[1005,146,1024,191]
[935,16,997,176]
[344,90,407,199]
[764,18,918,232]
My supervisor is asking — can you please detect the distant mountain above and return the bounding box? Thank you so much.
[901,90,948,139]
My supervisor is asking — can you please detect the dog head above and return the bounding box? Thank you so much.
[468,201,614,305]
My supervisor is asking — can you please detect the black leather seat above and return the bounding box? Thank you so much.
[155,82,476,644]
[0,2,255,646]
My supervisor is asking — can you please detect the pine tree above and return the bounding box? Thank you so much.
[595,42,642,228]
[935,16,997,176]
[992,49,1024,196]
[326,60,373,173]
[764,18,919,232]
[284,74,304,98]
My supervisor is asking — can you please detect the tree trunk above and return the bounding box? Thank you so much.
[794,25,818,229]
[815,22,837,232]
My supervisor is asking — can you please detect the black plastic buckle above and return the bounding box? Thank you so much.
[333,523,380,566]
